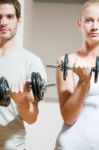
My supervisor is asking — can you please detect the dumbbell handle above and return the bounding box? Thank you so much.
[47,64,97,71]
[28,81,55,90]
[46,64,61,68]
[38,83,55,95]
[44,83,56,88]
[46,64,72,69]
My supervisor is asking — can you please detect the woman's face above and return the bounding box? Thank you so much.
[78,4,99,44]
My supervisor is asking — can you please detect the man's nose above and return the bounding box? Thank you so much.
[0,17,7,26]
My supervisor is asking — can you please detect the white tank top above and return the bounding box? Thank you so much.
[55,73,99,150]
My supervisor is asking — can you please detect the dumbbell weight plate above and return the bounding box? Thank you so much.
[0,77,10,107]
[62,54,69,80]
[31,72,38,101]
[94,56,99,83]
[35,73,44,101]
[31,72,44,102]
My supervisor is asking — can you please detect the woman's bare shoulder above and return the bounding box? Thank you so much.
[56,50,81,64]
[69,50,83,62]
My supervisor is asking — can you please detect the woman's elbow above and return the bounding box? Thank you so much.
[61,111,76,126]
[26,115,38,124]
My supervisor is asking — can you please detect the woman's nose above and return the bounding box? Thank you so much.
[91,21,99,31]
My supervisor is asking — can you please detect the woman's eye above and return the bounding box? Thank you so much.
[85,19,93,23]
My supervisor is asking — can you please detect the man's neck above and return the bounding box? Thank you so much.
[0,38,17,56]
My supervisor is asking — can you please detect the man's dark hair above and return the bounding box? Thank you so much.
[0,0,21,19]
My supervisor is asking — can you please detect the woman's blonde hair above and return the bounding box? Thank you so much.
[83,0,99,10]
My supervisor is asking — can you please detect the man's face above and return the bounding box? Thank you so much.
[78,4,99,44]
[0,4,20,42]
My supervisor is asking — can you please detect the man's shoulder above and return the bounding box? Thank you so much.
[20,48,40,60]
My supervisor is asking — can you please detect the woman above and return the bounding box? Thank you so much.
[55,0,99,149]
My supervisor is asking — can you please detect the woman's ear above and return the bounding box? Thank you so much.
[76,18,81,29]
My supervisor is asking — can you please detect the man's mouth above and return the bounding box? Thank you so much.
[0,28,9,33]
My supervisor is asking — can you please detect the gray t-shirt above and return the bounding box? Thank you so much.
[0,47,47,150]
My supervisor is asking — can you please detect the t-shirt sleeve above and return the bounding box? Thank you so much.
[26,56,47,83]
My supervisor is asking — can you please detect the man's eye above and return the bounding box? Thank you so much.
[7,15,15,19]
[0,16,2,19]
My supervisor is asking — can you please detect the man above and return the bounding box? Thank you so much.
[0,0,47,150]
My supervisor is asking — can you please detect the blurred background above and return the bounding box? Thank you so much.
[17,0,84,149]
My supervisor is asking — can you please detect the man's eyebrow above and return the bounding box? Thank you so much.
[0,14,16,17]
[7,14,16,16]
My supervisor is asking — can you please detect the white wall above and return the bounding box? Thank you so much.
[25,101,63,150]
[22,1,82,150]
[15,0,24,46]
[23,1,82,99]
[14,1,62,150]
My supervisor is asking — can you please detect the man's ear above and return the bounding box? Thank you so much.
[17,17,21,26]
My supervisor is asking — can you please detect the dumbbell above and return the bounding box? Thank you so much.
[0,72,55,107]
[0,77,10,107]
[31,72,55,102]
[47,53,99,83]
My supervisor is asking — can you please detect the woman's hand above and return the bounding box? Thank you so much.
[73,59,92,83]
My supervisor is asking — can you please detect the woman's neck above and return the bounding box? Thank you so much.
[82,40,99,56]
